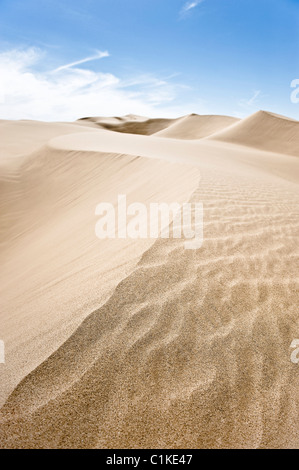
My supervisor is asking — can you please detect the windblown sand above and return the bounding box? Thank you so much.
[0,111,298,448]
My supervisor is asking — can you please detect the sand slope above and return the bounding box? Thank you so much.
[0,120,96,159]
[156,114,239,140]
[0,122,199,410]
[0,112,299,449]
[77,115,177,135]
[208,111,299,157]
[77,113,239,140]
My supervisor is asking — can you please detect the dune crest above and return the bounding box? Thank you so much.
[0,122,199,410]
[77,115,177,135]
[155,114,239,140]
[208,110,299,157]
[0,111,298,449]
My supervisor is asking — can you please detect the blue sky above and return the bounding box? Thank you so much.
[0,0,298,120]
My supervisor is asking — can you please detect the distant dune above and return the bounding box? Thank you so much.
[208,110,299,157]
[155,114,239,139]
[77,115,177,135]
[77,113,239,140]
[0,111,298,449]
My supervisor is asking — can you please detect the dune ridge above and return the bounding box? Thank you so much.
[155,114,239,140]
[0,128,199,410]
[0,111,298,448]
[77,115,177,135]
[208,110,299,157]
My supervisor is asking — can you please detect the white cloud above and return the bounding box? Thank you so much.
[232,90,264,117]
[0,48,193,121]
[238,90,261,110]
[181,0,204,15]
[246,90,261,106]
[52,50,109,73]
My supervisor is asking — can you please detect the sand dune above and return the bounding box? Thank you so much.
[155,114,239,139]
[0,111,298,448]
[0,123,199,410]
[76,113,239,140]
[0,119,96,159]
[77,115,176,135]
[209,110,299,157]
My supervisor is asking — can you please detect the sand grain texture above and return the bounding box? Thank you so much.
[0,112,298,448]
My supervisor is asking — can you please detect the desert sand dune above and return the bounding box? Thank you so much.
[155,114,239,139]
[0,120,96,159]
[76,113,238,140]
[0,112,298,449]
[208,110,299,157]
[75,115,147,129]
[77,115,176,135]
[48,127,299,184]
[0,122,199,410]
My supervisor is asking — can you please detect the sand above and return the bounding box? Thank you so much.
[0,112,298,448]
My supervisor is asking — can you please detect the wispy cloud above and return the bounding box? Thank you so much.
[52,50,109,73]
[0,48,194,121]
[239,90,261,109]
[180,0,204,16]
[246,90,261,106]
[235,90,263,117]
